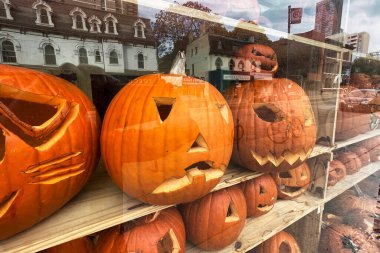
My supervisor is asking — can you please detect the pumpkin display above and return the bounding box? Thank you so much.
[252,231,301,253]
[327,160,346,187]
[362,136,380,162]
[350,146,371,167]
[101,52,234,205]
[319,223,379,253]
[224,79,316,173]
[325,192,377,216]
[335,152,362,175]
[96,207,186,253]
[271,163,311,199]
[42,237,94,253]
[235,44,278,75]
[180,185,246,250]
[0,65,100,239]
[240,174,278,217]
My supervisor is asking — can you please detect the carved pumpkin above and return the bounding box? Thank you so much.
[224,79,316,173]
[327,160,346,187]
[336,152,362,175]
[350,146,370,167]
[235,44,278,75]
[362,136,380,162]
[101,53,234,205]
[96,207,186,253]
[240,174,277,217]
[319,223,379,253]
[43,237,94,253]
[180,185,246,250]
[0,65,99,239]
[271,163,311,199]
[253,231,301,253]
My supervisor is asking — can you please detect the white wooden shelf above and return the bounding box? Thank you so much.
[334,129,380,150]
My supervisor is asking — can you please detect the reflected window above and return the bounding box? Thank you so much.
[40,9,49,24]
[215,57,223,70]
[0,2,6,18]
[89,15,101,33]
[70,7,87,31]
[33,1,54,26]
[95,50,102,62]
[104,14,118,35]
[109,50,118,64]
[217,41,222,50]
[75,15,83,29]
[44,45,56,65]
[134,19,146,38]
[79,48,88,64]
[229,59,235,70]
[138,53,144,69]
[2,40,16,63]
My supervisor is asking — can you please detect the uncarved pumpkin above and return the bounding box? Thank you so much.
[180,185,246,250]
[224,79,316,173]
[271,163,311,199]
[350,146,370,167]
[0,65,100,239]
[96,207,186,253]
[335,152,362,175]
[43,237,94,253]
[253,231,301,253]
[325,191,377,216]
[101,53,234,205]
[235,44,278,75]
[362,136,380,162]
[240,174,277,217]
[327,160,346,187]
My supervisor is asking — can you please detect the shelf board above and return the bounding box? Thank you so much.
[334,129,380,150]
[310,144,332,158]
[325,160,380,202]
[0,165,261,253]
[186,193,322,253]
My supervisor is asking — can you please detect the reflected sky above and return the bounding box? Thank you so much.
[138,0,380,52]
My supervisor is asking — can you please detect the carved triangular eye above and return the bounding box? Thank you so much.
[259,185,266,195]
[188,133,209,153]
[216,103,229,123]
[153,97,176,122]
[225,201,240,222]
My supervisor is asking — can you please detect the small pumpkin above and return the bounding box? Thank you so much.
[224,79,316,173]
[96,207,186,253]
[327,160,346,187]
[335,152,362,175]
[350,146,370,167]
[325,192,377,216]
[101,52,234,205]
[362,136,380,162]
[0,65,100,239]
[253,231,301,253]
[180,185,246,250]
[42,237,94,253]
[235,44,278,75]
[271,163,311,199]
[240,174,277,217]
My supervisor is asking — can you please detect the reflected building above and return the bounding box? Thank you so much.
[314,0,343,38]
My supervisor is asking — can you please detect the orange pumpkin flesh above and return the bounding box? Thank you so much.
[241,174,278,217]
[225,79,316,173]
[96,207,186,253]
[43,237,94,253]
[180,185,246,250]
[101,68,234,205]
[272,163,311,199]
[253,231,301,253]
[0,65,100,239]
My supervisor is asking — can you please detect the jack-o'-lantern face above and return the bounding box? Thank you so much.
[272,163,311,200]
[101,74,234,205]
[241,174,277,217]
[225,79,316,173]
[0,65,99,239]
[236,44,278,75]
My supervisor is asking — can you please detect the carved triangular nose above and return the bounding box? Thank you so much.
[188,133,209,153]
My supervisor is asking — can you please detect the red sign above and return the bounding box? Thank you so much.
[290,8,303,24]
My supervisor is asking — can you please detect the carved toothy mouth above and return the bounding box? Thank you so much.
[151,161,225,195]
[257,204,274,212]
[250,149,312,167]
[23,152,85,184]
[0,190,19,219]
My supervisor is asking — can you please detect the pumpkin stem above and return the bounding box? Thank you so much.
[169,51,186,75]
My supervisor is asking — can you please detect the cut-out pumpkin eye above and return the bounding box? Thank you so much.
[279,241,292,253]
[153,97,176,122]
[188,133,209,153]
[216,103,229,123]
[259,185,266,194]
[279,171,292,178]
[253,103,286,122]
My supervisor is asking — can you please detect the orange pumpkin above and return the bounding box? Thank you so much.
[180,185,246,250]
[0,65,99,239]
[327,160,346,187]
[96,207,186,253]
[336,152,362,175]
[235,44,278,75]
[253,231,301,253]
[43,237,94,253]
[362,136,380,162]
[350,146,370,167]
[224,79,316,173]
[101,53,234,205]
[272,163,311,199]
[240,174,277,217]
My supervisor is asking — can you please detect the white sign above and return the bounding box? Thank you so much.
[223,74,250,81]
